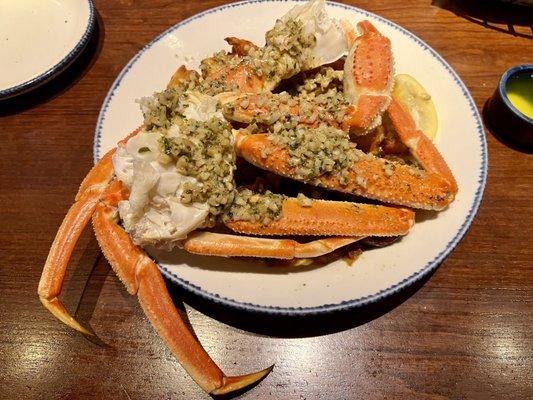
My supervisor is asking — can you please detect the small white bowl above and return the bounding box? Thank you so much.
[0,0,95,99]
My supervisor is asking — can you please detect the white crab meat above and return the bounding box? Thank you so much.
[281,0,348,69]
[112,129,209,249]
[182,91,224,121]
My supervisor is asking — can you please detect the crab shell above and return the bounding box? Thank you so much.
[281,0,349,69]
[113,92,227,248]
[112,129,209,248]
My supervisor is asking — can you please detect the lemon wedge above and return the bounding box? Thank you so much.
[392,74,438,141]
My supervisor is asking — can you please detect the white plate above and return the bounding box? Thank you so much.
[0,0,95,99]
[94,0,487,315]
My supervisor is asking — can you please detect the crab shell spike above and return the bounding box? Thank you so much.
[92,181,273,394]
[225,198,414,237]
[281,0,349,69]
[234,131,455,211]
[343,20,394,134]
[341,19,357,46]
[183,231,361,259]
[225,36,259,56]
[167,65,199,89]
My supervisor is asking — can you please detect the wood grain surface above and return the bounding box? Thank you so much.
[1,1,532,399]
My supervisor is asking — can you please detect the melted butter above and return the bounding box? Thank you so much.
[506,71,533,119]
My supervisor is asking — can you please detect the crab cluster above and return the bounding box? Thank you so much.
[39,0,457,396]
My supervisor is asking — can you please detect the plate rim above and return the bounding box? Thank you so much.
[93,0,488,316]
[0,0,96,100]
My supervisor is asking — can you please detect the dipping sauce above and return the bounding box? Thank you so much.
[506,71,533,119]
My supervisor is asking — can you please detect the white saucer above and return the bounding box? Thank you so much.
[0,0,95,99]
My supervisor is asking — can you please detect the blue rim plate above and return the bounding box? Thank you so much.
[0,0,95,100]
[94,0,488,316]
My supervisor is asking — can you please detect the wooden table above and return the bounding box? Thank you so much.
[1,1,532,398]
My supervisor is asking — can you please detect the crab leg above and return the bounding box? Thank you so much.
[92,181,272,394]
[183,232,360,259]
[38,131,140,334]
[223,92,341,129]
[387,97,458,193]
[223,91,383,133]
[37,149,116,334]
[234,131,454,210]
[225,198,414,236]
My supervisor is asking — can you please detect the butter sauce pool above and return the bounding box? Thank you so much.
[506,71,533,119]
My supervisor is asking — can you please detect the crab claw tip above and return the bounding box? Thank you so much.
[40,296,93,336]
[210,364,274,395]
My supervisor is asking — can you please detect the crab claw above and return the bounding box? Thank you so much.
[387,97,458,194]
[343,20,394,134]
